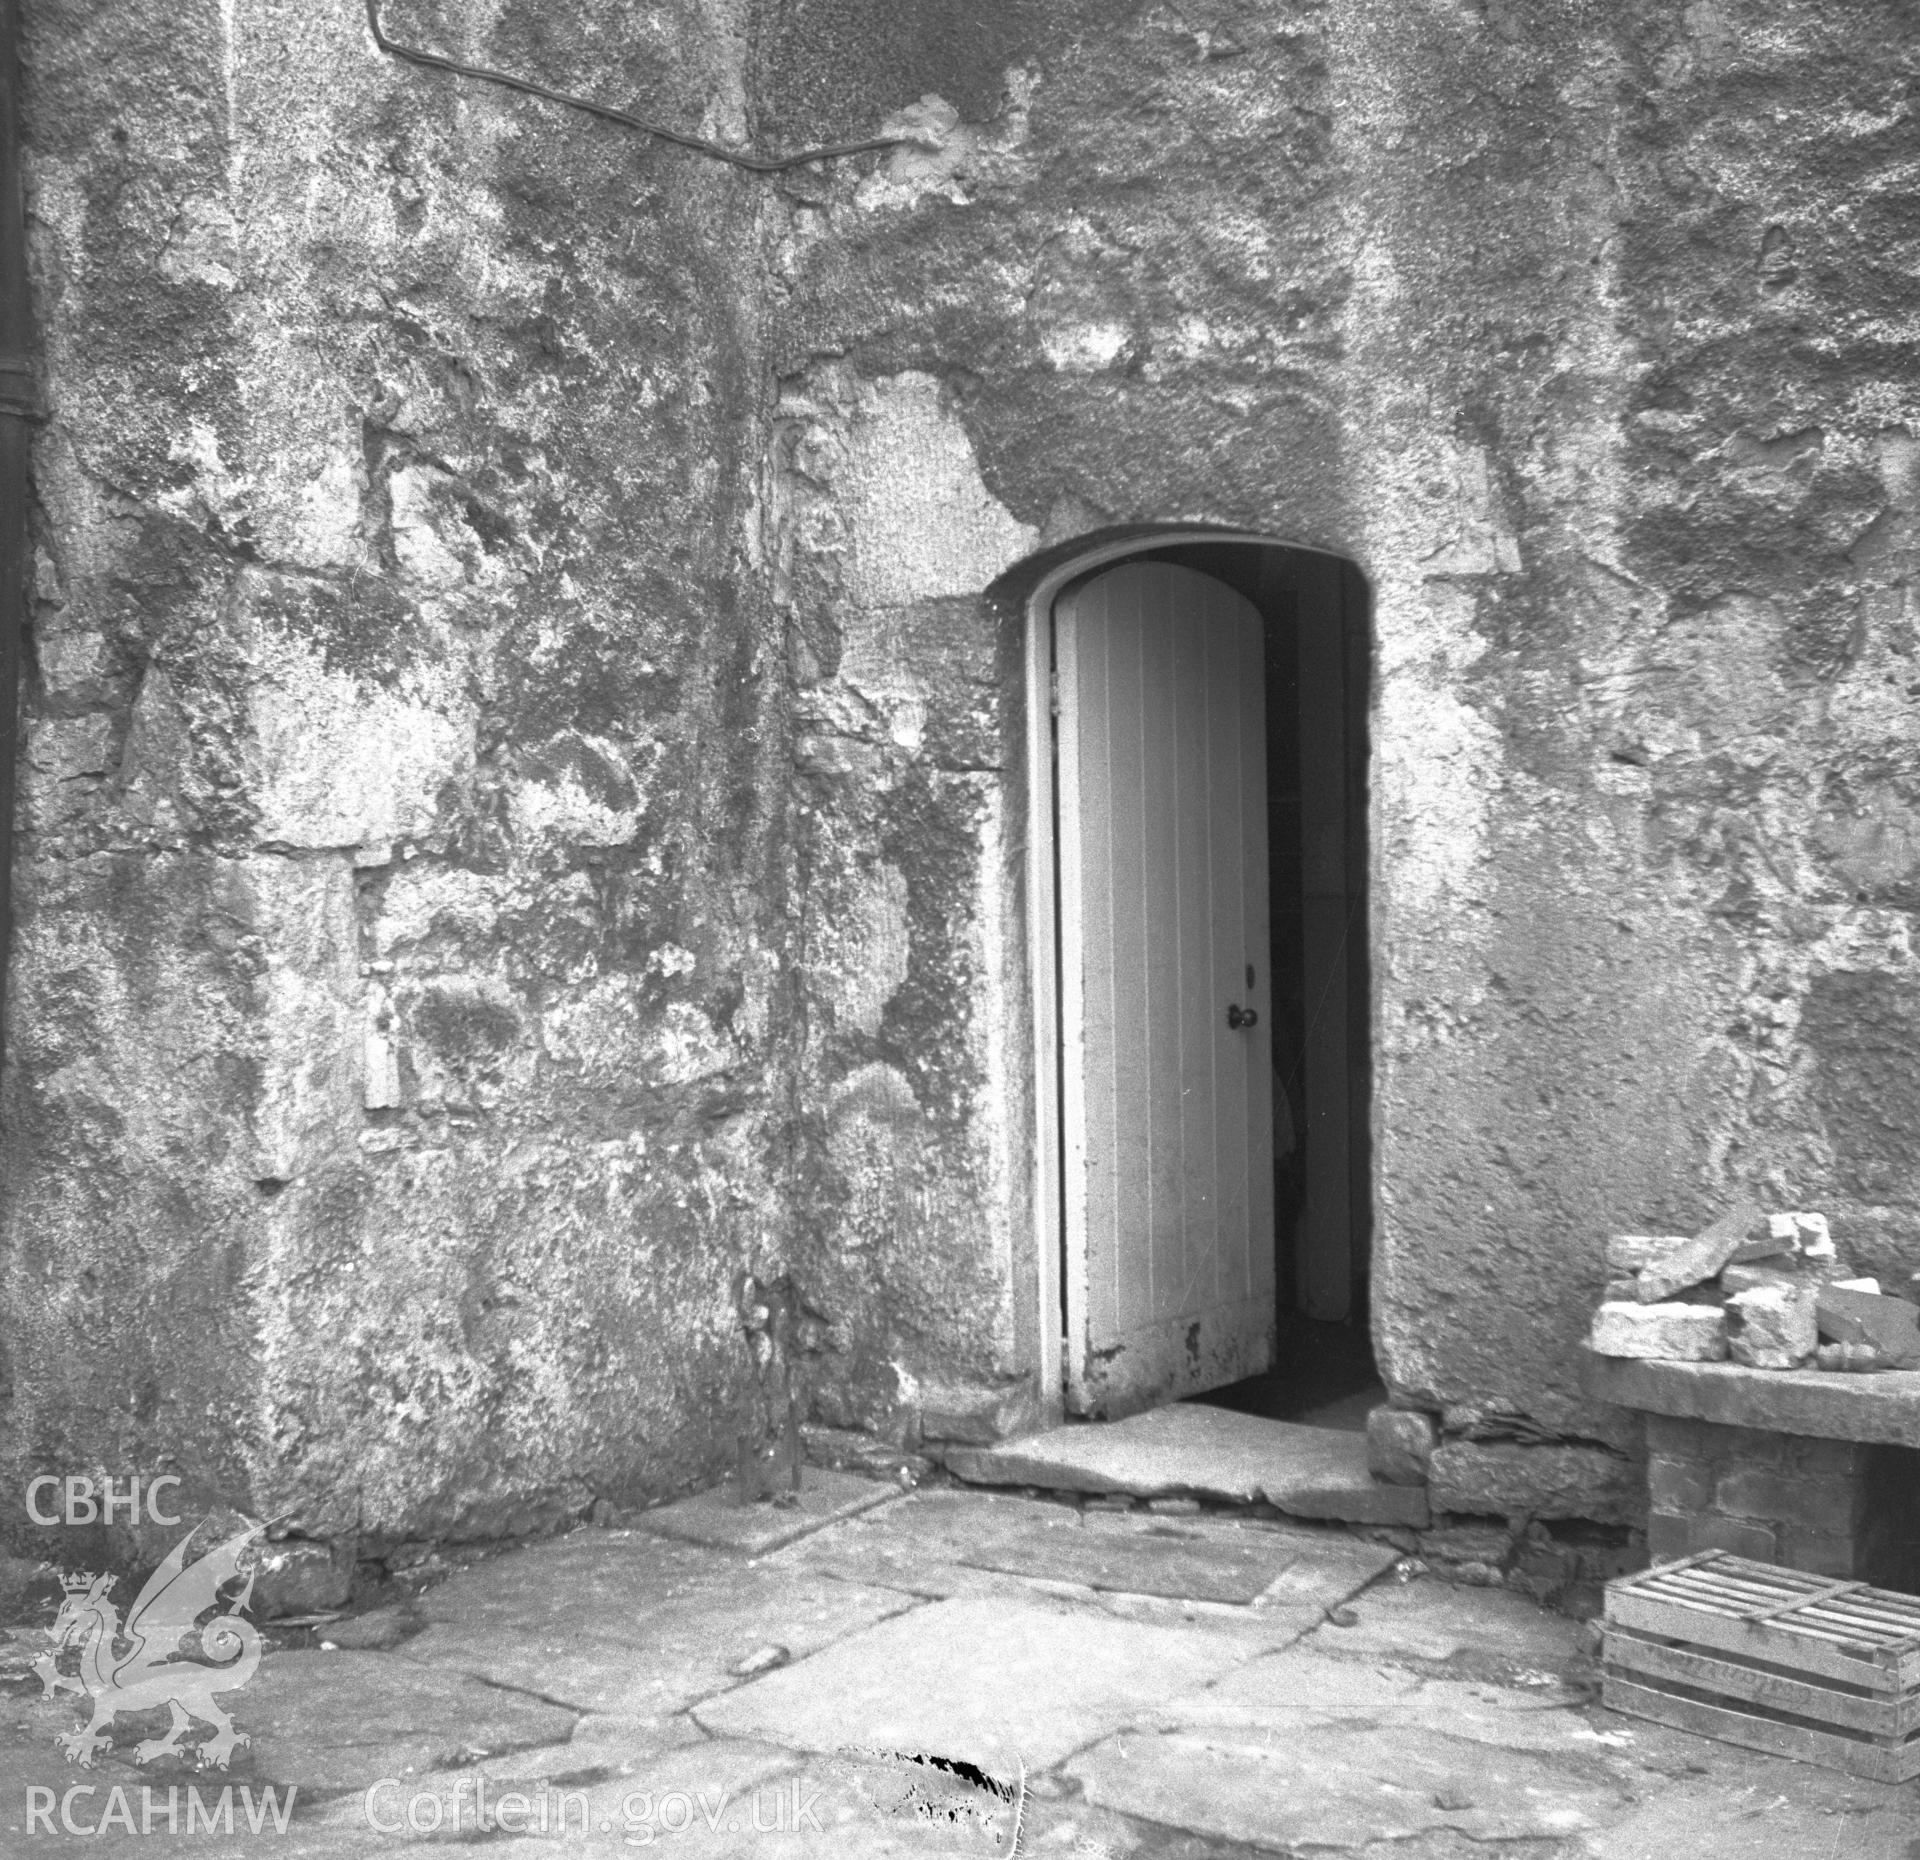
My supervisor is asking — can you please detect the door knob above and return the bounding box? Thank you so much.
[1226,1004,1258,1030]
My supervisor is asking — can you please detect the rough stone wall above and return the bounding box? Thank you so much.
[1605,2,1920,1286]
[4,0,787,1557]
[758,0,1920,1508]
[764,362,1041,1441]
[5,0,1916,1541]
[1381,0,1919,1463]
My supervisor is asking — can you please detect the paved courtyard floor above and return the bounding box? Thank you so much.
[0,1477,1913,1857]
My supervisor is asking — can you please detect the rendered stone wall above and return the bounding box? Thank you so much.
[757,0,1920,1513]
[4,0,1915,1545]
[765,363,1043,1441]
[2,0,788,1558]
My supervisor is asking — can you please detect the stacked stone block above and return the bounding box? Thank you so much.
[1646,1415,1920,1589]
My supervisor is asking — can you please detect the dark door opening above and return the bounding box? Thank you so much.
[1136,544,1377,1429]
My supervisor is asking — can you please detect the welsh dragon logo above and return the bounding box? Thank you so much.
[34,1518,266,1770]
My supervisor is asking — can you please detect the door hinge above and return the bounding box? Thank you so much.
[1049,670,1061,717]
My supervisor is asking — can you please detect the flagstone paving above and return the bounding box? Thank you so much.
[953,1510,1351,1604]
[2,1475,1915,1857]
[1070,1717,1634,1849]
[636,1470,904,1556]
[1314,1571,1590,1674]
[767,1486,1398,1625]
[405,1530,915,1720]
[693,1594,1254,1769]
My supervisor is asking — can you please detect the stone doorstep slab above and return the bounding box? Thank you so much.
[1578,1347,1920,1447]
[634,1469,904,1555]
[944,1403,1430,1528]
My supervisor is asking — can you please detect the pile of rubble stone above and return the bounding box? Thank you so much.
[1587,1201,1920,1372]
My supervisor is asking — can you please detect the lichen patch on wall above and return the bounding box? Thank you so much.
[245,594,478,853]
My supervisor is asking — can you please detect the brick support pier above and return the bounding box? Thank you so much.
[1645,1415,1912,1577]
[1584,1351,1920,1591]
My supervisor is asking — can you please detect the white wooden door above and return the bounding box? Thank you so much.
[1055,562,1275,1416]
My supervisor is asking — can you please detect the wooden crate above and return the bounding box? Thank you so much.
[1602,1549,1920,1782]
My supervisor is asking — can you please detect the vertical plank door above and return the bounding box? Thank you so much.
[1055,561,1275,1416]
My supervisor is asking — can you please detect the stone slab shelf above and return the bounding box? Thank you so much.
[1579,1348,1920,1448]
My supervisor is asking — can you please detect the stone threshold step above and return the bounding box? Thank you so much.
[944,1402,1430,1528]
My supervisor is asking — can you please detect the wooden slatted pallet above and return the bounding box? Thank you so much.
[1602,1549,1920,1782]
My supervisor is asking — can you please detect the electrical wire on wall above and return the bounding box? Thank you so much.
[365,0,913,173]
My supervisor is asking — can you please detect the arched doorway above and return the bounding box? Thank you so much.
[1024,535,1373,1421]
